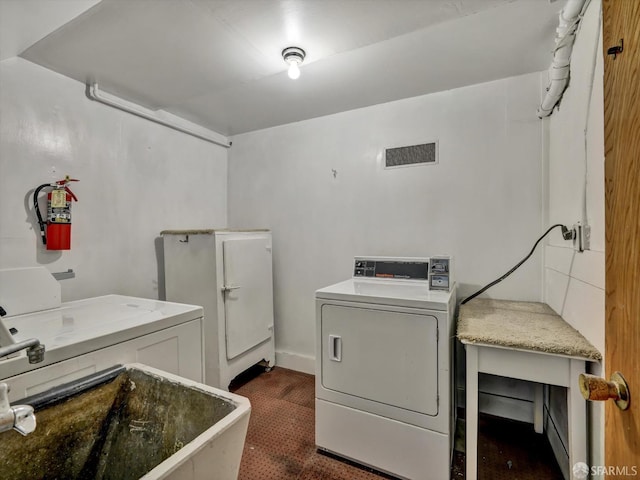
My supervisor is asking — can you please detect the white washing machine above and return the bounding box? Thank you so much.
[315,256,456,480]
[0,267,204,399]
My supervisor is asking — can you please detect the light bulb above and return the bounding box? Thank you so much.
[288,62,300,80]
[282,47,305,80]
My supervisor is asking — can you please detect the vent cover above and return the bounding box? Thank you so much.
[385,141,438,168]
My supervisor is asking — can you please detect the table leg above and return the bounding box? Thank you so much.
[466,345,479,480]
[568,359,588,479]
[534,383,544,434]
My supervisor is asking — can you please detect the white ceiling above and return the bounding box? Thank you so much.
[5,0,562,136]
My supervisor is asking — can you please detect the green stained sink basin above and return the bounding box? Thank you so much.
[0,364,250,480]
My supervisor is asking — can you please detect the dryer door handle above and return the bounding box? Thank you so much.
[329,335,342,362]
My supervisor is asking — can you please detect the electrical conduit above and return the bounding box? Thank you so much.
[537,0,588,118]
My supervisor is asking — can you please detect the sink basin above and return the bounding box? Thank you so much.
[0,364,250,479]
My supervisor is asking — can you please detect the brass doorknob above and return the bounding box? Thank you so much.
[578,372,630,410]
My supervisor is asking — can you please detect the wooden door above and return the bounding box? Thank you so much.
[603,0,640,473]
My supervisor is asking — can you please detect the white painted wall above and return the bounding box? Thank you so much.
[0,57,228,302]
[542,0,605,476]
[228,72,544,371]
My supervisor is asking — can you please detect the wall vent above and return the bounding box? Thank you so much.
[385,141,438,168]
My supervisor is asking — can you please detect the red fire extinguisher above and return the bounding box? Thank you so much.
[33,176,79,250]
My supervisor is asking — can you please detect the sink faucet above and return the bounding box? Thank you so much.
[0,306,45,363]
[0,383,36,436]
[0,338,45,364]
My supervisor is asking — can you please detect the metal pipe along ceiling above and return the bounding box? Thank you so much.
[86,84,231,148]
[537,0,589,118]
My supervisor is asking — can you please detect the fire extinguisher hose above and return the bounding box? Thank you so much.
[33,183,52,245]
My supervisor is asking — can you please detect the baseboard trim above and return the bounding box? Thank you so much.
[275,350,315,374]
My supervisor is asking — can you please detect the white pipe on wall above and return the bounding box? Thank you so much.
[537,0,588,118]
[86,84,231,148]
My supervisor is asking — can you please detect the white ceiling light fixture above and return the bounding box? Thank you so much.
[282,46,305,80]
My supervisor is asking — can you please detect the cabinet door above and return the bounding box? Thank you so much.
[320,304,439,415]
[222,238,273,360]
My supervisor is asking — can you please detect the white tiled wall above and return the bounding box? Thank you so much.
[542,0,605,475]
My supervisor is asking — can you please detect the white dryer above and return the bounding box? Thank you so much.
[315,256,456,480]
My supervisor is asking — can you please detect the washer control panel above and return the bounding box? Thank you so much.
[428,257,451,291]
[353,256,452,291]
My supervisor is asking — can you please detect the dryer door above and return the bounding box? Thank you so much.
[320,304,439,415]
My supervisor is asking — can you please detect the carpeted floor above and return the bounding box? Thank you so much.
[230,366,563,480]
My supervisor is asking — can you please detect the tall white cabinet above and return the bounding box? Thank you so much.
[162,229,275,389]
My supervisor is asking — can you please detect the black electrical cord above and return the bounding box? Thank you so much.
[461,224,571,305]
[33,183,52,245]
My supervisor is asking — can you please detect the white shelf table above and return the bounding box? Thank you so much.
[457,299,601,480]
